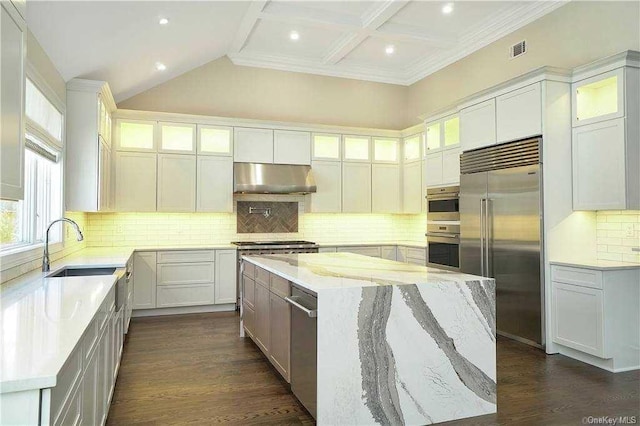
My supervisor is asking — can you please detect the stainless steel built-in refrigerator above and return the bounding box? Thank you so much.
[460,137,544,347]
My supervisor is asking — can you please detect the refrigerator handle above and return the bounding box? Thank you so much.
[479,198,485,277]
[485,198,491,278]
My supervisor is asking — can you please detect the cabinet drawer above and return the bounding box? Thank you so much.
[551,265,602,289]
[243,301,255,338]
[157,262,215,286]
[156,283,215,308]
[270,274,290,298]
[552,282,606,358]
[157,250,215,264]
[243,261,255,278]
[50,346,82,424]
[82,317,99,362]
[255,266,270,287]
[243,275,256,309]
[407,248,426,260]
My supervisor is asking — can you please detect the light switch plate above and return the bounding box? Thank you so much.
[624,223,635,237]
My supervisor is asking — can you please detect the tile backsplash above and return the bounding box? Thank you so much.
[237,201,298,233]
[596,210,640,263]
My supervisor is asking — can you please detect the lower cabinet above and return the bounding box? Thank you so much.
[214,249,237,304]
[269,292,291,381]
[156,261,215,308]
[132,252,157,309]
[254,282,271,356]
[337,246,381,258]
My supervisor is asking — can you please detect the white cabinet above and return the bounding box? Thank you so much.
[372,138,399,163]
[425,113,459,152]
[273,130,311,165]
[157,153,196,212]
[496,83,542,143]
[343,135,371,162]
[0,3,25,200]
[66,79,116,211]
[233,127,273,163]
[159,122,196,154]
[115,119,157,151]
[133,252,157,309]
[337,246,381,257]
[573,68,625,127]
[424,148,460,187]
[196,156,233,212]
[460,98,496,151]
[115,151,157,212]
[372,164,400,213]
[402,160,422,214]
[198,125,233,156]
[403,134,422,162]
[312,133,341,160]
[308,160,341,213]
[215,250,237,304]
[342,162,371,213]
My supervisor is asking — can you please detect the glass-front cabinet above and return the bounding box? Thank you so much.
[573,68,624,127]
[197,125,233,156]
[373,138,399,163]
[403,133,422,162]
[343,135,371,162]
[424,113,460,153]
[159,122,196,153]
[116,119,157,151]
[312,133,341,160]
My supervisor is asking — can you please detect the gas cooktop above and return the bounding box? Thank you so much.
[232,240,316,246]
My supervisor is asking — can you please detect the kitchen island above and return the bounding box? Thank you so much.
[240,252,496,425]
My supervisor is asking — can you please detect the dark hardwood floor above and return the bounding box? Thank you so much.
[107,312,639,425]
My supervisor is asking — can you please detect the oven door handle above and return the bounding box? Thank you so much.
[425,233,459,239]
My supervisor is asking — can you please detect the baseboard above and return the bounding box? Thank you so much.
[132,304,236,318]
[557,344,639,373]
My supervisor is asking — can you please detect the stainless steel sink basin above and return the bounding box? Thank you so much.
[47,267,117,278]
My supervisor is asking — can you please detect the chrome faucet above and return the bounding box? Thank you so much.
[42,218,84,272]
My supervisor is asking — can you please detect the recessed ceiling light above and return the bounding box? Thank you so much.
[159,17,169,25]
[385,45,395,55]
[155,62,167,71]
[289,30,300,41]
[442,3,454,14]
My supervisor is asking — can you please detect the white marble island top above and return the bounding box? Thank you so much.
[241,253,497,425]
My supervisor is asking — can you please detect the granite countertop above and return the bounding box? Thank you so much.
[550,258,640,271]
[243,252,485,293]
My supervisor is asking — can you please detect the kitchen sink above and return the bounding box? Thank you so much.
[47,267,117,278]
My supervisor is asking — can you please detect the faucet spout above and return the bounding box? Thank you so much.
[42,218,84,272]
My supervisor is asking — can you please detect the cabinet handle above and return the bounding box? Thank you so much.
[285,296,317,318]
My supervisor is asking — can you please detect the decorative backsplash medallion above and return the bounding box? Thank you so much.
[237,202,298,233]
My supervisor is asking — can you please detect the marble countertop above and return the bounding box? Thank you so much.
[243,252,484,293]
[316,240,427,248]
[550,259,640,271]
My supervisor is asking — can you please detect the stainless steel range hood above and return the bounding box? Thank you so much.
[233,163,317,194]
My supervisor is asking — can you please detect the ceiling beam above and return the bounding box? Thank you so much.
[259,2,360,30]
[323,0,409,65]
[373,22,457,49]
[229,0,268,53]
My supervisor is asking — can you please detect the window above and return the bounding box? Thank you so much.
[1,79,63,253]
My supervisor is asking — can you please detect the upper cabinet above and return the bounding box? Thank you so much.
[460,99,496,152]
[571,63,639,210]
[496,83,542,143]
[403,133,422,163]
[159,122,196,154]
[425,113,460,153]
[573,69,624,127]
[343,135,371,162]
[233,127,273,163]
[197,125,233,156]
[372,138,399,163]
[0,3,25,201]
[312,133,341,161]
[273,130,311,165]
[66,79,116,212]
[116,119,157,151]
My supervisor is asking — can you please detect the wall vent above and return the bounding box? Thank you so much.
[510,40,527,59]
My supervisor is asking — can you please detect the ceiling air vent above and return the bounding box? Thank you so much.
[510,40,527,59]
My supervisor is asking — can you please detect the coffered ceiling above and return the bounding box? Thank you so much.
[27,1,567,102]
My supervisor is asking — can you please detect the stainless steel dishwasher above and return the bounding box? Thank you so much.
[285,285,318,419]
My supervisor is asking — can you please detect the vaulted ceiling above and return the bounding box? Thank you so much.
[27,1,566,103]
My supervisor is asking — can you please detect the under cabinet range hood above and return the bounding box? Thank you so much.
[233,163,317,194]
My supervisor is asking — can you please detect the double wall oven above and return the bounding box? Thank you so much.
[426,185,460,271]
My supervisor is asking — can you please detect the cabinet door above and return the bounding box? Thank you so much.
[552,282,605,357]
[424,152,443,187]
[116,120,156,152]
[243,302,255,338]
[309,160,341,213]
[396,246,407,263]
[273,130,311,165]
[403,161,422,214]
[157,153,196,212]
[342,162,371,213]
[215,250,237,304]
[198,125,233,156]
[81,348,99,426]
[572,118,626,210]
[372,164,400,213]
[0,4,25,200]
[95,329,107,425]
[233,128,273,163]
[460,98,496,151]
[243,275,256,309]
[343,135,371,162]
[381,246,397,261]
[312,133,341,160]
[269,293,291,382]
[98,141,112,211]
[159,122,196,154]
[496,83,542,143]
[425,121,441,152]
[573,68,625,127]
[156,284,215,308]
[132,252,157,309]
[442,148,461,185]
[403,134,422,162]
[254,283,270,355]
[373,138,399,163]
[196,156,233,212]
[115,151,157,212]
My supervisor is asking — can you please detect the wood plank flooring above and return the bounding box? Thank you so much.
[107,312,639,425]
